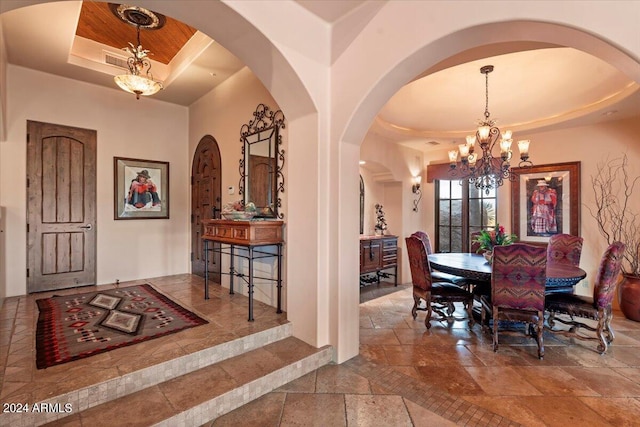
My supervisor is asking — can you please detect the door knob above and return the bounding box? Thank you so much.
[79,224,93,230]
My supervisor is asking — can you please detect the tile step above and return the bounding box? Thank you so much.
[46,336,333,426]
[3,322,333,426]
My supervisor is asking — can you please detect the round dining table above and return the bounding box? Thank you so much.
[427,252,587,294]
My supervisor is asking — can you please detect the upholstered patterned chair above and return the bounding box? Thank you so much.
[481,243,547,359]
[545,241,625,354]
[547,234,584,267]
[405,236,474,329]
[411,231,471,289]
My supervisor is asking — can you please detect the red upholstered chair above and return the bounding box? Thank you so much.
[547,234,584,267]
[481,243,547,359]
[405,236,474,329]
[410,231,471,288]
[545,241,625,354]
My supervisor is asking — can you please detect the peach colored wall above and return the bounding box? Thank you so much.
[2,0,639,363]
[0,66,189,297]
[188,67,286,308]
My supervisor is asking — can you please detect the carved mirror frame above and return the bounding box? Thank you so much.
[239,104,286,218]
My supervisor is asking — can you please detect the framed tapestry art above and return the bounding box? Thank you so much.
[511,162,580,244]
[114,157,169,219]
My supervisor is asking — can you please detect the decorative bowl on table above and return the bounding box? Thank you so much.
[483,251,493,263]
[222,211,256,220]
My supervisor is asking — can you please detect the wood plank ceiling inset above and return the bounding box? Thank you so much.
[75,2,197,65]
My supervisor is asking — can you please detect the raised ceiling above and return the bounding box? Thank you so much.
[2,1,638,153]
[75,2,197,65]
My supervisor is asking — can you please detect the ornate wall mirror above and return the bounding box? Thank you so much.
[239,104,285,218]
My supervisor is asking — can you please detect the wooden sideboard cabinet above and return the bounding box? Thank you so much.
[360,235,398,286]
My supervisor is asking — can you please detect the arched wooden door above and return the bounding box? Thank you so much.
[191,135,222,280]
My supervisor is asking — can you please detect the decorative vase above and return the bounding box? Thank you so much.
[483,251,493,263]
[619,274,640,322]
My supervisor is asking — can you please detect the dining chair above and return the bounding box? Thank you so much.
[547,233,584,267]
[545,241,625,354]
[405,236,474,329]
[481,243,547,359]
[411,231,471,289]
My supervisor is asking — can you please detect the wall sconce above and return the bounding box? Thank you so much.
[412,176,422,212]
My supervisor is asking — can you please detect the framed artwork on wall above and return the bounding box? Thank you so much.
[114,157,169,220]
[511,161,580,244]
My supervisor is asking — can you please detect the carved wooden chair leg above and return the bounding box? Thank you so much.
[466,298,475,328]
[492,309,499,352]
[424,297,433,329]
[411,295,420,319]
[547,311,556,329]
[536,312,544,359]
[604,308,615,344]
[596,313,609,354]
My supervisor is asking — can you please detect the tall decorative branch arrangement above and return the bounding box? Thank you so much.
[588,153,640,277]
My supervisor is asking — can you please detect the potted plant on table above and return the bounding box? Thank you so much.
[473,223,518,262]
[589,153,640,321]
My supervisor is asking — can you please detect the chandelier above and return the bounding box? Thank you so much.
[110,4,165,100]
[448,65,533,194]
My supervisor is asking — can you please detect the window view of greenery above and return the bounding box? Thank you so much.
[436,180,496,252]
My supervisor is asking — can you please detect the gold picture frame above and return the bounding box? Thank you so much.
[511,161,580,244]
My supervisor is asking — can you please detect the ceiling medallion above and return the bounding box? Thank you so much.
[108,3,166,30]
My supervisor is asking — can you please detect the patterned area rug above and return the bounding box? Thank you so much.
[35,284,208,369]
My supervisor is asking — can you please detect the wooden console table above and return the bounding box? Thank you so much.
[360,235,398,286]
[202,219,284,321]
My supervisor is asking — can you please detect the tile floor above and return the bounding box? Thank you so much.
[2,276,640,426]
[213,281,640,427]
[0,274,289,422]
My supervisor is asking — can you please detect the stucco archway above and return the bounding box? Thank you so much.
[334,19,640,362]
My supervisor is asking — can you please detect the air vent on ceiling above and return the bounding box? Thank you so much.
[104,52,129,70]
[426,140,440,146]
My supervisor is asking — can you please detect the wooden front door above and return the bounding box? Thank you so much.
[27,121,97,293]
[191,135,222,280]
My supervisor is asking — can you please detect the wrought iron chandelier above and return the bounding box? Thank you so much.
[111,4,165,100]
[448,65,533,194]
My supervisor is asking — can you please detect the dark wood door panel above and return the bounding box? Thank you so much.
[191,135,221,280]
[27,121,96,293]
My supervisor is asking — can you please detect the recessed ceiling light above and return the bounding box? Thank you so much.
[359,160,366,165]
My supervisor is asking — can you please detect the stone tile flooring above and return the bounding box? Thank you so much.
[0,274,289,425]
[212,281,640,427]
[3,277,640,426]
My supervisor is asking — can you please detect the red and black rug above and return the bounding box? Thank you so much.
[35,284,208,369]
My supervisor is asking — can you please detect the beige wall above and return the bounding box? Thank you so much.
[189,67,286,308]
[0,65,189,297]
[1,0,639,363]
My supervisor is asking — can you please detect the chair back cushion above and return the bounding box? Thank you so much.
[594,241,626,308]
[547,234,583,267]
[405,235,433,291]
[492,243,547,311]
[411,231,434,255]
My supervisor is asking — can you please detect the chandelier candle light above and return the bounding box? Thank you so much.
[448,65,533,194]
[111,4,165,100]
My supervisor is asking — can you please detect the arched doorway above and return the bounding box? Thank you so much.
[191,135,222,281]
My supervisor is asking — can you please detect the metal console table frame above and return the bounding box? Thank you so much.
[202,219,284,321]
